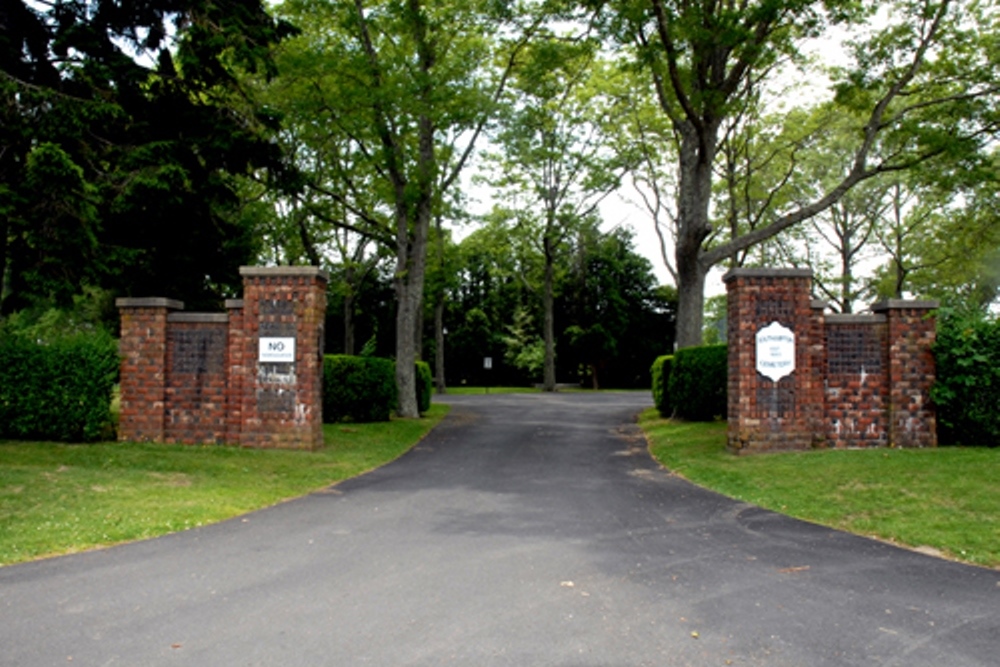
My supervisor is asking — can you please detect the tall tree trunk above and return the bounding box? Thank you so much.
[673,122,718,349]
[542,235,557,392]
[0,217,8,311]
[343,294,355,355]
[394,107,434,417]
[394,232,428,417]
[434,295,446,394]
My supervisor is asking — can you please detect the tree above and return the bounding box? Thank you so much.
[269,0,537,416]
[595,0,1000,347]
[1,0,296,313]
[560,225,673,388]
[483,38,633,389]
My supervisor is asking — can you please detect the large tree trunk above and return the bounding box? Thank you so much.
[542,235,557,392]
[673,121,718,349]
[394,236,428,417]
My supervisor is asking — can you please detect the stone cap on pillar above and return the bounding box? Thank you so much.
[115,297,184,310]
[239,266,330,283]
[871,299,940,312]
[722,268,813,283]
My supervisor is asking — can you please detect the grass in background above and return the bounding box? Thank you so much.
[0,404,448,566]
[640,409,1000,568]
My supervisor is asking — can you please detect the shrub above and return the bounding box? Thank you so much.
[650,355,673,417]
[0,332,119,442]
[323,355,397,423]
[415,360,432,415]
[932,309,1000,446]
[668,344,727,422]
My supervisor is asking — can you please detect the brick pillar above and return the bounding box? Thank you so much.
[873,300,939,448]
[116,297,183,442]
[225,299,246,444]
[239,267,328,450]
[724,269,820,453]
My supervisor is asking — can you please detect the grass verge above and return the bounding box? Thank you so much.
[639,409,1000,569]
[0,404,448,566]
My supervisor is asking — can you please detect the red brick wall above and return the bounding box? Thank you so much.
[725,269,938,453]
[163,315,229,444]
[823,316,889,448]
[116,267,328,449]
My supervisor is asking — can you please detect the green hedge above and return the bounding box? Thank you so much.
[650,355,673,417]
[0,333,119,441]
[932,309,1000,446]
[415,360,432,415]
[668,344,728,422]
[322,355,397,423]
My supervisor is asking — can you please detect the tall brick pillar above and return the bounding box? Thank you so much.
[874,300,938,448]
[116,297,183,442]
[238,267,328,450]
[225,299,246,444]
[725,269,822,453]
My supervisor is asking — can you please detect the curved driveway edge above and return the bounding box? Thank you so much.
[1,392,997,666]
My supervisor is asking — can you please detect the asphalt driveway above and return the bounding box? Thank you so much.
[1,392,997,666]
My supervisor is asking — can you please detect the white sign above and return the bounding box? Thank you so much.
[259,337,296,363]
[484,357,493,370]
[756,321,795,382]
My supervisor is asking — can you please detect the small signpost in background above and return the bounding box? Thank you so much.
[484,356,492,394]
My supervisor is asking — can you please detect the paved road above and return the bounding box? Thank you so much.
[1,393,997,666]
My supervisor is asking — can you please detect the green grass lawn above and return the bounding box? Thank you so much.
[0,404,448,566]
[639,408,1000,569]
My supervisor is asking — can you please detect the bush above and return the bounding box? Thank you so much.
[323,355,397,423]
[668,344,727,422]
[0,332,119,441]
[650,355,673,417]
[415,360,432,415]
[932,309,1000,446]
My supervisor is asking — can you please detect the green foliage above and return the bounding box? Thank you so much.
[0,331,119,442]
[650,355,674,417]
[667,345,728,422]
[1,0,295,313]
[322,355,397,423]
[931,309,1000,447]
[502,307,545,379]
[415,360,433,415]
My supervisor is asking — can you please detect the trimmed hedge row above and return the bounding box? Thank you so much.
[322,356,434,423]
[652,345,727,422]
[415,360,432,415]
[323,355,397,423]
[932,309,1000,447]
[0,333,119,442]
[650,355,673,417]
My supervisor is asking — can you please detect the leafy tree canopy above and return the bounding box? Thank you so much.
[0,0,296,313]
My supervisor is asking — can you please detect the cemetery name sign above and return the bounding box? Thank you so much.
[756,321,795,382]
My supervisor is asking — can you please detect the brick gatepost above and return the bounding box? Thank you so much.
[725,269,822,452]
[116,298,183,442]
[875,300,938,448]
[238,266,328,450]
